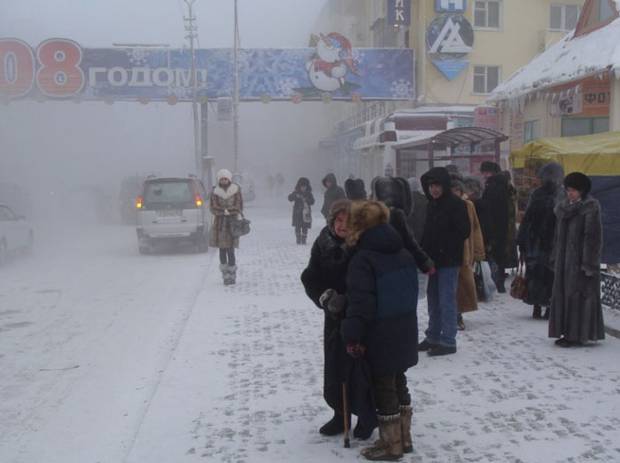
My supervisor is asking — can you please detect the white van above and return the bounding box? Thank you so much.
[135,176,209,254]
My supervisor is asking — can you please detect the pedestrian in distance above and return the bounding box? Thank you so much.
[549,172,605,347]
[516,162,564,320]
[345,178,368,200]
[321,173,346,220]
[341,200,419,461]
[451,176,485,330]
[418,167,470,356]
[301,200,376,440]
[288,177,315,245]
[209,169,243,285]
[479,161,511,293]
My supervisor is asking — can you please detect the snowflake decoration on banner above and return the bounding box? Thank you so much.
[125,48,151,66]
[351,49,365,65]
[391,79,413,99]
[278,78,300,97]
[167,85,193,99]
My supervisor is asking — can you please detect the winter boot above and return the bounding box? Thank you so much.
[457,313,465,330]
[400,405,413,454]
[227,265,237,285]
[532,305,542,319]
[361,413,403,461]
[301,232,308,245]
[319,412,345,436]
[220,264,230,285]
[295,231,302,245]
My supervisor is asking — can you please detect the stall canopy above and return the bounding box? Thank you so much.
[511,131,620,264]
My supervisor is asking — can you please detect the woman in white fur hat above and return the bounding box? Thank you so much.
[210,169,243,285]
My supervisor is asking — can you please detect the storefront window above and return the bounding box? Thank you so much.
[561,117,609,137]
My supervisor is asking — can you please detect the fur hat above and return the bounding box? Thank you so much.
[450,175,466,195]
[295,177,312,191]
[345,178,367,200]
[537,162,564,186]
[346,200,390,247]
[327,199,351,231]
[371,176,412,215]
[480,161,501,174]
[216,169,233,182]
[564,172,591,196]
[463,176,482,199]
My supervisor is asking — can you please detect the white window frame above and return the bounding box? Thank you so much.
[549,4,581,31]
[474,0,502,30]
[473,65,501,95]
[523,120,539,143]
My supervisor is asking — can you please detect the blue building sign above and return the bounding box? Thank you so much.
[388,0,411,27]
[435,0,467,13]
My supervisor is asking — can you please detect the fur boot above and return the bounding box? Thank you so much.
[361,413,403,461]
[220,264,229,285]
[226,265,237,285]
[400,405,413,454]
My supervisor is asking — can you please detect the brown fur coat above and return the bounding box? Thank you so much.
[457,199,486,313]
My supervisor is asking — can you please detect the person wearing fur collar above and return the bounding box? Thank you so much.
[209,169,243,285]
[549,172,605,347]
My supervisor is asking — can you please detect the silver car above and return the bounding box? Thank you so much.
[135,177,209,254]
[0,204,34,264]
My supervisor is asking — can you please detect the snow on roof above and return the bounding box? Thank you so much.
[490,16,620,101]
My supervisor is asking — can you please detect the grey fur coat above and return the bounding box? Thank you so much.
[549,197,605,342]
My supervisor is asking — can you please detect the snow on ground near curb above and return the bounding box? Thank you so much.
[128,204,620,463]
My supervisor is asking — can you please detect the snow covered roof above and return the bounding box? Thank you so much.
[490,16,620,101]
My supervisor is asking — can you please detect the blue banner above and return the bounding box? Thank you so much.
[0,38,415,102]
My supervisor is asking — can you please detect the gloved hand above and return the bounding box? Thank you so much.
[346,342,366,358]
[427,266,437,276]
[319,289,346,316]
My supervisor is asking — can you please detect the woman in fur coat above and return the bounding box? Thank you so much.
[210,169,243,285]
[549,172,605,347]
[517,162,564,320]
[451,177,485,330]
[288,177,315,245]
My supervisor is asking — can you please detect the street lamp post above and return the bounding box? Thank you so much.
[233,0,240,174]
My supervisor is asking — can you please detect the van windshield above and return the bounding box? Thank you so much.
[143,180,193,209]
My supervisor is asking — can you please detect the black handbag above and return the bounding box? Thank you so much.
[230,213,251,237]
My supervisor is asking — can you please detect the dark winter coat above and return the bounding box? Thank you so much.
[479,172,511,266]
[408,191,428,243]
[321,173,346,219]
[341,223,419,377]
[517,182,559,306]
[390,208,434,272]
[345,178,367,200]
[420,168,470,268]
[549,197,605,342]
[288,178,315,228]
[301,226,351,411]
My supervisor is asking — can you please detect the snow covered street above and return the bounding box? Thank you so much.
[1,203,620,463]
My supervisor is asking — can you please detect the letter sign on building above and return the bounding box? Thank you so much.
[388,0,411,27]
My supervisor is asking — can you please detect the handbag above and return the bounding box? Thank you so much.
[230,213,251,237]
[510,261,528,300]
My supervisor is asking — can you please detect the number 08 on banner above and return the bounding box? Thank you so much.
[1,38,84,99]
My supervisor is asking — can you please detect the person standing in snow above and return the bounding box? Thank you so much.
[549,172,605,347]
[209,169,243,285]
[418,167,470,356]
[288,177,315,245]
[479,161,511,293]
[341,200,419,461]
[451,176,485,330]
[516,162,564,320]
[301,200,376,440]
[321,173,346,220]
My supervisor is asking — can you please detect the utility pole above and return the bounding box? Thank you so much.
[184,0,201,180]
[233,0,240,173]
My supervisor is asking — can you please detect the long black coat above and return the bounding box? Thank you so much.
[288,190,315,228]
[408,191,428,243]
[549,197,605,342]
[390,207,434,272]
[321,173,346,219]
[479,173,511,266]
[341,223,419,376]
[301,226,351,412]
[517,182,558,306]
[420,168,470,268]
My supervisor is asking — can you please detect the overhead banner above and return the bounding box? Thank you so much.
[0,37,415,102]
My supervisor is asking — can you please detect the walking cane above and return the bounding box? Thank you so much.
[342,382,350,448]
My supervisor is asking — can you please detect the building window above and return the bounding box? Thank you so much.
[561,117,610,137]
[474,1,501,29]
[524,120,539,143]
[550,4,581,30]
[473,66,500,94]
[599,0,615,21]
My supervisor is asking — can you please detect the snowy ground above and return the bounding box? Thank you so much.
[1,202,619,463]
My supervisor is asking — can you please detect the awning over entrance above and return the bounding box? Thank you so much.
[391,126,508,167]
